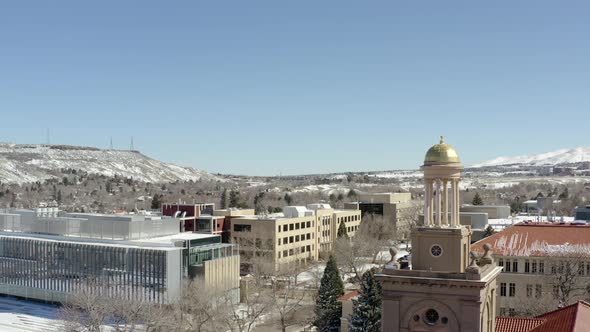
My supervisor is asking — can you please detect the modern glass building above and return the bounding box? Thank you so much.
[0,209,239,304]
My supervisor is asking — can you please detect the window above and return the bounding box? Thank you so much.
[539,261,545,274]
[295,235,300,242]
[283,250,288,257]
[498,259,504,267]
[289,236,294,243]
[278,238,281,246]
[526,284,532,297]
[233,224,251,232]
[301,222,305,229]
[289,224,294,231]
[553,285,559,299]
[295,223,300,230]
[306,221,311,228]
[505,260,511,272]
[508,309,516,316]
[283,225,288,232]
[535,284,542,298]
[525,260,530,273]
[580,263,585,275]
[500,308,507,316]
[512,261,518,273]
[532,261,537,273]
[500,283,506,297]
[509,283,516,297]
[306,245,311,252]
[307,233,311,240]
[289,249,294,256]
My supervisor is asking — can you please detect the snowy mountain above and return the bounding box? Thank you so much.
[472,147,590,168]
[0,143,220,184]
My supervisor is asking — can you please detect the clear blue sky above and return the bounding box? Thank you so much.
[1,1,589,175]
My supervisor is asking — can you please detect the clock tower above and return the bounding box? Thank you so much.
[377,137,503,332]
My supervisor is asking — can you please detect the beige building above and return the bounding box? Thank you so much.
[346,192,418,239]
[473,222,590,316]
[231,204,361,273]
[377,137,502,332]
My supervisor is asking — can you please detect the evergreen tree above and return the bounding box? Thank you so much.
[284,193,293,206]
[220,188,227,209]
[349,269,382,332]
[472,192,484,205]
[482,225,495,239]
[315,255,344,332]
[337,220,349,239]
[151,194,161,210]
[229,190,240,208]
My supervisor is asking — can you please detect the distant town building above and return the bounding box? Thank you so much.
[230,204,361,273]
[161,202,215,232]
[574,206,590,222]
[0,208,239,304]
[346,192,417,239]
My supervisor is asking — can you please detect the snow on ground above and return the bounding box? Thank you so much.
[472,146,590,167]
[0,143,221,184]
[0,297,61,332]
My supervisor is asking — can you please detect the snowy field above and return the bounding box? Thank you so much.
[0,297,61,332]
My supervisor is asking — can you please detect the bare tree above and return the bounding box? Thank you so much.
[219,280,274,332]
[270,265,311,332]
[543,244,590,308]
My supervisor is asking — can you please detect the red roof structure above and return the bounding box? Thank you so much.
[337,290,359,302]
[495,301,590,332]
[472,222,590,257]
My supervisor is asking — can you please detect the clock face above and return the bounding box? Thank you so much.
[430,244,443,257]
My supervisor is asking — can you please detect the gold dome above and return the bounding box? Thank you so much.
[424,136,460,164]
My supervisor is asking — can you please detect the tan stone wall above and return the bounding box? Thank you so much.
[204,255,240,292]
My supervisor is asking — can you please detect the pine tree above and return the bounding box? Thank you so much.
[284,193,293,206]
[229,190,240,208]
[482,225,495,239]
[349,269,382,332]
[337,220,349,239]
[151,194,161,210]
[472,192,484,205]
[315,255,344,332]
[220,188,227,209]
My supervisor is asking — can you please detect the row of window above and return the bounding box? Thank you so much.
[337,215,360,223]
[499,308,516,316]
[499,283,516,297]
[279,221,313,233]
[499,258,590,275]
[278,233,313,246]
[278,245,313,259]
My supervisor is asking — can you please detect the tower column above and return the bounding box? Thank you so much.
[424,179,431,226]
[443,179,449,225]
[435,179,441,226]
[454,179,460,225]
[428,179,435,226]
[449,179,458,227]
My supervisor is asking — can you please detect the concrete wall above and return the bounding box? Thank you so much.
[460,205,510,219]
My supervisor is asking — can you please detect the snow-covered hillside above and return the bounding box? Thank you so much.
[0,143,219,184]
[472,147,590,167]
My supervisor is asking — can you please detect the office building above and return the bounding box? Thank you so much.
[0,208,239,304]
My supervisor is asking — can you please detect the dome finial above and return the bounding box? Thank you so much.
[440,135,444,144]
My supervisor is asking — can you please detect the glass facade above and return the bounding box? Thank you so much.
[0,235,172,303]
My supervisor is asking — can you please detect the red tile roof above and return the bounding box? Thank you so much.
[496,317,544,332]
[337,290,359,302]
[472,222,590,257]
[496,302,590,332]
